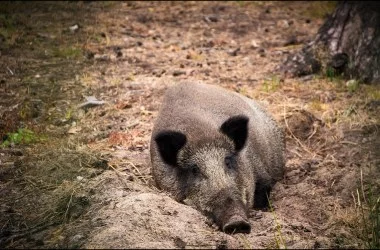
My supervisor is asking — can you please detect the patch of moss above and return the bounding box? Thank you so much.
[0,13,18,47]
[303,1,337,19]
[1,128,46,147]
[52,46,82,59]
[0,14,16,33]
[65,107,73,120]
[325,66,346,84]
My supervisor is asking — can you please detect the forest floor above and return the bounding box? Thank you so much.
[0,1,379,249]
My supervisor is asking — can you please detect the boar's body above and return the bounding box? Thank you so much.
[150,82,285,234]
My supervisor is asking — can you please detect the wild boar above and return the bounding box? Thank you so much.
[150,82,285,234]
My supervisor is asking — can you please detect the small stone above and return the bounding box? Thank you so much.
[301,75,313,82]
[251,210,263,219]
[204,15,218,22]
[290,221,303,229]
[69,24,79,32]
[153,69,166,77]
[283,35,298,46]
[94,54,110,61]
[71,234,84,243]
[346,79,358,89]
[227,47,240,56]
[277,20,290,29]
[77,96,106,109]
[172,70,186,76]
[116,51,123,58]
[173,237,187,249]
[250,39,259,48]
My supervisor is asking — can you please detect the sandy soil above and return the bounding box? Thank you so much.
[0,1,379,249]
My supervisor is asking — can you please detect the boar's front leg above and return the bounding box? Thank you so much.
[253,177,273,209]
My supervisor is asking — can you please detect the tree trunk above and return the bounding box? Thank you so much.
[279,1,380,84]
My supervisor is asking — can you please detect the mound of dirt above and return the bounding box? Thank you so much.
[85,191,241,249]
[284,109,323,140]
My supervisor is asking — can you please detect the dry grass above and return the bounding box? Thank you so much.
[0,1,378,248]
[302,1,337,19]
[243,72,380,248]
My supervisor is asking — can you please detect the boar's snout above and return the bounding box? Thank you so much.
[223,215,251,234]
[211,190,251,234]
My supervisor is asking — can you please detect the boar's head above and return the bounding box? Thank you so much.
[154,115,253,234]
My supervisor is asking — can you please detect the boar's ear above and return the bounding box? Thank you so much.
[220,115,249,151]
[154,130,187,166]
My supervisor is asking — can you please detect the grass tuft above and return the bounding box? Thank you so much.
[356,167,380,249]
[262,75,281,93]
[268,196,287,249]
[52,46,82,59]
[1,128,46,147]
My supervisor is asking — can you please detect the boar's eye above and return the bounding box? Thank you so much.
[191,164,200,175]
[225,155,235,169]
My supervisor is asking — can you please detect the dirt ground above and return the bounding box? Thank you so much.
[0,1,379,249]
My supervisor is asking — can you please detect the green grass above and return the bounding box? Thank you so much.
[366,189,380,248]
[0,13,16,33]
[325,66,345,83]
[1,128,46,147]
[65,107,74,120]
[325,66,335,80]
[0,13,19,47]
[262,75,281,93]
[352,166,380,249]
[52,46,82,59]
[323,66,362,93]
[357,186,380,249]
[268,197,287,249]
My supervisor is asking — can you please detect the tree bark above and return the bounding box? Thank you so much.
[279,1,380,84]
